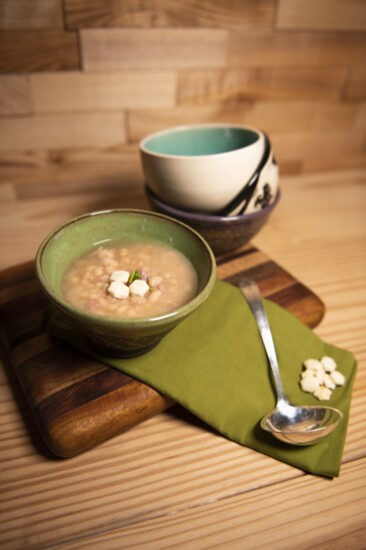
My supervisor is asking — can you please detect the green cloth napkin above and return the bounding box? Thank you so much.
[48,281,357,477]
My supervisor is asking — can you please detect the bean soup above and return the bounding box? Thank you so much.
[62,242,198,318]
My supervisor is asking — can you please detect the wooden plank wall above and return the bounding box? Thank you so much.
[0,0,365,190]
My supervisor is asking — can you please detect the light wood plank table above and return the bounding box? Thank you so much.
[0,157,365,549]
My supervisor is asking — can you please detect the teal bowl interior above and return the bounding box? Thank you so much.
[36,209,216,328]
[142,126,259,157]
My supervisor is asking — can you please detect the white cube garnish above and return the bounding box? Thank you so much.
[321,356,337,372]
[107,281,130,299]
[300,376,321,393]
[300,355,345,400]
[110,270,130,284]
[303,358,323,371]
[313,386,332,401]
[323,373,336,390]
[129,279,150,298]
[330,370,346,386]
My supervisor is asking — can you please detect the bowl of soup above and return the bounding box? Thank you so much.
[36,210,216,357]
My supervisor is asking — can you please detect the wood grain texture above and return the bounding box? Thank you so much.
[345,66,366,101]
[0,75,32,115]
[178,66,348,104]
[55,459,366,549]
[271,128,366,173]
[0,182,16,202]
[0,167,365,549]
[0,30,79,72]
[0,0,363,184]
[0,247,324,457]
[65,0,276,30]
[31,71,176,113]
[0,146,143,200]
[228,30,366,67]
[0,0,63,30]
[276,0,366,32]
[127,101,362,142]
[0,422,306,549]
[81,28,228,71]
[355,103,366,129]
[0,112,126,151]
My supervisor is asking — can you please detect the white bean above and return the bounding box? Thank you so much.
[148,290,162,303]
[63,242,197,319]
[148,275,163,288]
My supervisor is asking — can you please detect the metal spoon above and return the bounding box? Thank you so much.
[240,279,343,445]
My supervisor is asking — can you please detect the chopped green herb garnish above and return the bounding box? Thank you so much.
[128,270,142,285]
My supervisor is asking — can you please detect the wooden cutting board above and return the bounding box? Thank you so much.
[0,245,325,458]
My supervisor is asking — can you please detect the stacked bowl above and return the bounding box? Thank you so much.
[140,124,280,256]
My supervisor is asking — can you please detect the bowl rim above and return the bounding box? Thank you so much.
[139,123,264,160]
[35,208,217,329]
[145,186,281,224]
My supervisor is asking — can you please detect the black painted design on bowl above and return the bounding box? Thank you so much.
[255,183,273,209]
[214,132,272,217]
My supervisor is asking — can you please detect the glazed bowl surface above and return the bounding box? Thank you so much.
[140,123,279,216]
[146,187,281,256]
[36,209,216,357]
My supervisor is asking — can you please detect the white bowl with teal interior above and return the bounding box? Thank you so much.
[140,124,279,216]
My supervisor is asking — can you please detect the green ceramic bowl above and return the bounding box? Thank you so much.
[36,209,216,357]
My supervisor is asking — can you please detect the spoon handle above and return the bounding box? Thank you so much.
[239,279,287,403]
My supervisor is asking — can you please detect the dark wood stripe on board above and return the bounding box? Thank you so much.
[225,260,283,284]
[0,289,47,347]
[267,282,325,328]
[267,282,311,308]
[0,260,35,290]
[36,367,133,425]
[16,343,109,385]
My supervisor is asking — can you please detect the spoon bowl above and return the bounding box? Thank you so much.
[261,402,343,445]
[240,279,343,446]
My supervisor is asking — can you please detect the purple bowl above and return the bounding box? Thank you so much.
[145,186,281,256]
